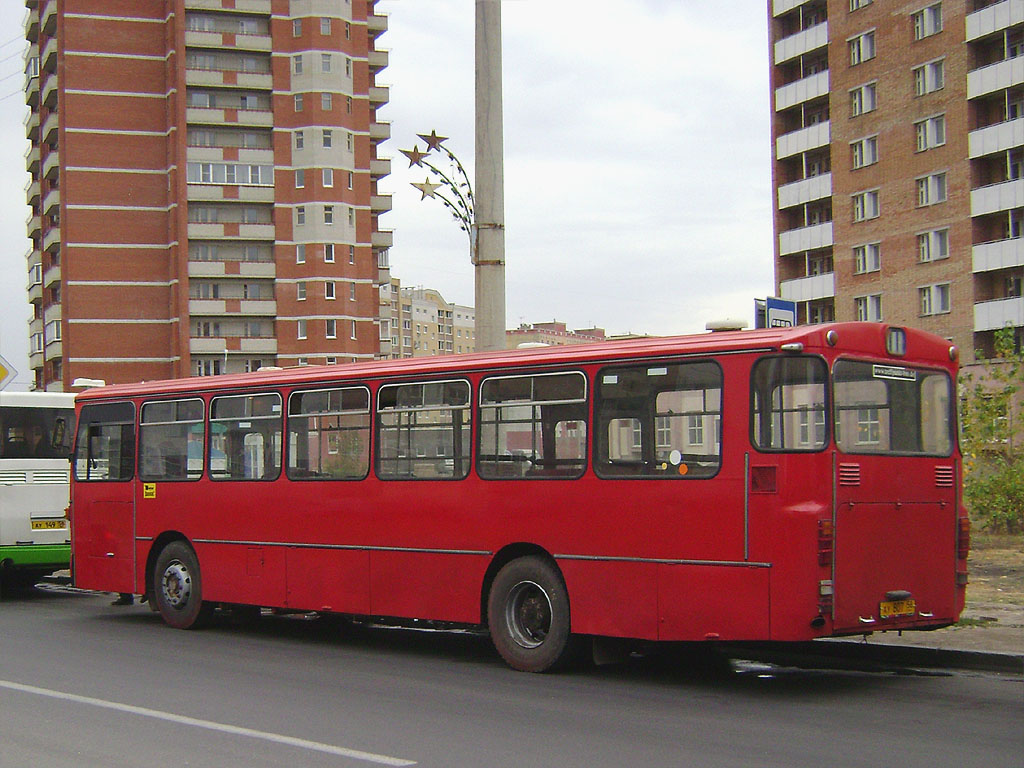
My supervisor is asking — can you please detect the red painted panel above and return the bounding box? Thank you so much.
[658,564,771,641]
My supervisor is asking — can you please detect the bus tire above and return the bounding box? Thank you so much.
[152,541,212,629]
[487,556,572,672]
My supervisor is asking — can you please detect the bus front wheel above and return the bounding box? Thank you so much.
[487,556,572,672]
[152,541,212,629]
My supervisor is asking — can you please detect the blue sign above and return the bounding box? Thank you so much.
[765,297,797,328]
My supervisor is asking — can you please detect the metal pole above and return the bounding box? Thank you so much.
[474,0,506,351]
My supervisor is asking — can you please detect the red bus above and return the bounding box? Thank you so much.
[70,322,968,671]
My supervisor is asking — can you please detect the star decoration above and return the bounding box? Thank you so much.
[417,130,448,152]
[411,178,442,200]
[400,145,428,167]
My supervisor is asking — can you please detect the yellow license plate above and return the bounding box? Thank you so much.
[31,519,67,530]
[879,599,916,619]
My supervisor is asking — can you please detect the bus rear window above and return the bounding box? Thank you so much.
[751,356,828,452]
[833,360,953,456]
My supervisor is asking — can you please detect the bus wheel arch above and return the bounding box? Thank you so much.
[484,547,575,672]
[150,536,213,629]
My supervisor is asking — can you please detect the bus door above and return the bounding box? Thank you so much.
[72,402,137,593]
[831,361,959,633]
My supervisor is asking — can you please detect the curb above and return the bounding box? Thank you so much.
[729,640,1024,676]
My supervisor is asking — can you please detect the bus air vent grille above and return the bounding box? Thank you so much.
[0,470,29,484]
[30,470,70,484]
[934,466,954,488]
[838,463,861,486]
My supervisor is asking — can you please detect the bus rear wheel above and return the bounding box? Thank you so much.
[152,541,212,629]
[487,556,572,672]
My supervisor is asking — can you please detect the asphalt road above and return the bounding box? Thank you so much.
[0,585,1021,768]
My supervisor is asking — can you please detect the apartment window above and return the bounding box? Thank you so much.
[324,205,334,225]
[296,281,307,301]
[323,129,332,148]
[322,93,333,111]
[296,206,306,225]
[850,82,877,116]
[296,244,306,264]
[854,294,882,322]
[912,4,942,40]
[349,283,357,301]
[913,59,944,96]
[326,281,336,300]
[347,171,354,190]
[320,17,331,35]
[345,21,351,39]
[326,319,337,339]
[346,132,353,151]
[852,190,880,221]
[347,207,355,227]
[293,55,303,75]
[324,243,335,263]
[350,320,358,340]
[295,130,304,150]
[321,54,331,73]
[293,18,301,36]
[297,319,307,339]
[853,242,881,274]
[850,0,873,9]
[915,115,946,151]
[346,96,353,114]
[294,93,304,112]
[349,246,356,264]
[916,172,947,206]
[849,31,876,66]
[345,58,352,77]
[295,169,305,188]
[919,283,951,315]
[917,228,949,262]
[1010,149,1024,180]
[851,135,879,169]
[323,168,334,188]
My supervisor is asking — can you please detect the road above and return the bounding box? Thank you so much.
[0,584,1020,768]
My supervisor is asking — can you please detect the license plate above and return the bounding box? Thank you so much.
[879,599,916,619]
[31,519,67,530]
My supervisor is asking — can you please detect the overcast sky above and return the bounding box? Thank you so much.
[0,0,774,389]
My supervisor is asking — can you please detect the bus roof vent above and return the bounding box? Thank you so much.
[705,319,747,332]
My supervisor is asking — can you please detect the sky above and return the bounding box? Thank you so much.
[0,0,774,389]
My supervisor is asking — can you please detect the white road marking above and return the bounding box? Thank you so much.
[0,679,416,766]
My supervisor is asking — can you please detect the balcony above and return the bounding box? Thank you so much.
[41,36,56,73]
[41,71,57,107]
[370,157,391,178]
[26,72,39,106]
[369,121,391,141]
[778,221,833,256]
[370,194,392,213]
[42,187,59,216]
[969,117,1024,159]
[26,179,40,207]
[41,0,56,34]
[971,178,1024,216]
[973,237,1024,272]
[25,143,40,175]
[43,225,61,253]
[27,213,41,240]
[774,70,829,113]
[240,337,277,354]
[966,0,1024,42]
[777,172,832,211]
[776,120,830,159]
[189,337,227,355]
[774,22,828,65]
[772,0,816,16]
[372,230,393,249]
[368,12,388,36]
[967,56,1024,101]
[780,272,835,303]
[42,150,59,180]
[368,49,389,73]
[368,85,390,106]
[185,31,272,53]
[184,0,271,10]
[41,112,58,144]
[975,296,1024,331]
[25,109,38,141]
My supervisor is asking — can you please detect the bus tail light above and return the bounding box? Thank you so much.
[957,517,970,561]
[817,520,834,567]
[818,579,833,617]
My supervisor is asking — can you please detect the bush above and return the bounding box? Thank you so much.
[960,326,1023,534]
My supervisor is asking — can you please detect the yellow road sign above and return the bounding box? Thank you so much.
[0,352,18,390]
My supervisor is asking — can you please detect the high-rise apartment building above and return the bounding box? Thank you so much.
[24,0,392,391]
[769,0,1023,364]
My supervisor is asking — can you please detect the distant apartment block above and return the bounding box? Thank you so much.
[24,0,392,390]
[506,322,607,348]
[769,0,1023,363]
[384,279,475,357]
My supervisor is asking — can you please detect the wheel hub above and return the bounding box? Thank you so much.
[161,560,192,609]
[505,580,552,649]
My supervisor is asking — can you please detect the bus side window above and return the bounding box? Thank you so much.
[74,402,136,482]
[287,386,370,480]
[376,380,470,480]
[594,362,722,479]
[139,399,204,482]
[750,356,828,452]
[209,393,282,481]
[477,371,588,480]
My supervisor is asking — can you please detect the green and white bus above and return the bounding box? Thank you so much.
[0,392,75,591]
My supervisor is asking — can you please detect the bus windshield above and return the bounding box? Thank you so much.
[833,359,953,456]
[0,405,75,459]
